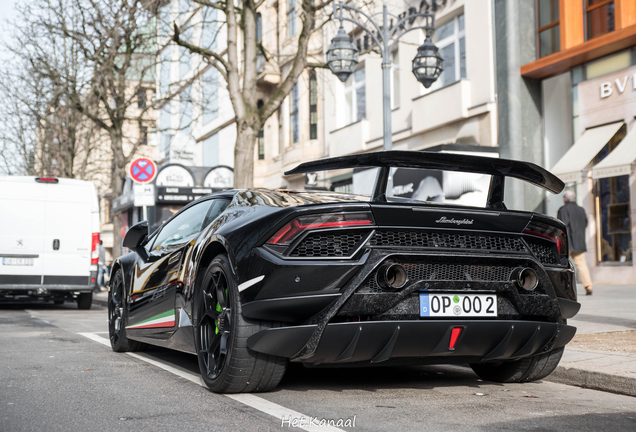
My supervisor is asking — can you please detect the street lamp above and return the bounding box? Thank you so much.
[326,3,443,150]
[412,36,444,88]
[326,25,359,82]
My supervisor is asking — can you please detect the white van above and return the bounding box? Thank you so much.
[0,176,100,308]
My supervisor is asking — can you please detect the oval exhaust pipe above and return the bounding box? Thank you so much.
[377,263,408,291]
[512,267,538,291]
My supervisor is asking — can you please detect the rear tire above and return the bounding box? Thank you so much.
[194,254,287,393]
[108,269,147,352]
[470,347,564,383]
[77,293,92,310]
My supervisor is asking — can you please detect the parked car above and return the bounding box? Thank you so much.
[0,176,100,308]
[108,151,579,393]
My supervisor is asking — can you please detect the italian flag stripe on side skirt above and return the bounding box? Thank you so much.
[126,309,176,329]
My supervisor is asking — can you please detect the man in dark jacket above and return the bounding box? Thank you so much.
[558,190,593,295]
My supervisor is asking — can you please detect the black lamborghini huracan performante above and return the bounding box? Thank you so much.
[109,151,580,393]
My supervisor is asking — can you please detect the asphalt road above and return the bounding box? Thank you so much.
[1,302,636,432]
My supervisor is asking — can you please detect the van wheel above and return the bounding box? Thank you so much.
[77,293,92,310]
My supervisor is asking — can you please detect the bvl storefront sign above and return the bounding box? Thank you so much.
[600,74,636,98]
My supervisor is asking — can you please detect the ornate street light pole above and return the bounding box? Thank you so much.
[326,3,443,151]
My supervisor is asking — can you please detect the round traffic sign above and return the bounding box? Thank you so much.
[129,158,157,183]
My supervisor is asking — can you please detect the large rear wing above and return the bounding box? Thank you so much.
[284,151,564,209]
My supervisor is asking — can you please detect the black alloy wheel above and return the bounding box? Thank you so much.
[198,266,231,380]
[108,269,145,352]
[195,254,287,393]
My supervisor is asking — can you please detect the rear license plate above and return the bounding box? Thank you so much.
[2,258,34,266]
[419,293,497,317]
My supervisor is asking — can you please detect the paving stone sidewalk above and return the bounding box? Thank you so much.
[92,284,636,397]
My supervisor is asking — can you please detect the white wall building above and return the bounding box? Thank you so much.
[156,0,236,173]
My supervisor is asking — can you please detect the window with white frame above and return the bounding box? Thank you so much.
[344,65,366,125]
[202,67,218,125]
[180,86,192,133]
[430,14,466,90]
[202,7,218,50]
[287,0,296,37]
[180,24,192,78]
[391,49,400,108]
[290,83,299,144]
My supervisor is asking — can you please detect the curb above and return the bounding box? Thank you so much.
[546,365,636,397]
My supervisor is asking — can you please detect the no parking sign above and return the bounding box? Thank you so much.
[129,157,157,183]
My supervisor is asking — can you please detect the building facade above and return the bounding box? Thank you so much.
[517,0,636,284]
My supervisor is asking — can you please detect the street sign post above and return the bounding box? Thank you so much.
[129,158,157,222]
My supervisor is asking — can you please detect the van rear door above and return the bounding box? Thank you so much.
[0,177,46,285]
[42,180,93,285]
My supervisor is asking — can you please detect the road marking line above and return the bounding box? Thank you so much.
[79,332,111,347]
[78,332,345,432]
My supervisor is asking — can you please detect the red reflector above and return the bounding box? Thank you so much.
[91,278,95,282]
[35,177,59,183]
[449,327,463,350]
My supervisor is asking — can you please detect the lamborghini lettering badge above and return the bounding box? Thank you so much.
[435,216,474,225]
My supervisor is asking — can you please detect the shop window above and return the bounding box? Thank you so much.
[592,125,631,263]
[309,70,318,140]
[537,0,560,58]
[430,14,466,90]
[586,0,615,41]
[290,83,299,144]
[344,64,366,125]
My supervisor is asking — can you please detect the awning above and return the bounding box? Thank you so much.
[551,122,624,183]
[592,126,636,179]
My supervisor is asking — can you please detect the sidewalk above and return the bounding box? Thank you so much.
[92,285,636,397]
[547,284,636,396]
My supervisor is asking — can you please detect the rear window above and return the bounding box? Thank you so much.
[300,166,493,208]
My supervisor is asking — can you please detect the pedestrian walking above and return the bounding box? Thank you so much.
[557,190,593,295]
[97,240,106,290]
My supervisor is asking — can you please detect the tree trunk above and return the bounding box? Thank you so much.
[109,131,126,258]
[233,119,258,188]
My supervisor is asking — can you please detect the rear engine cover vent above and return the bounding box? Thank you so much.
[372,230,526,252]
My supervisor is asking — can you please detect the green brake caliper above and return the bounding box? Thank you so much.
[214,288,228,335]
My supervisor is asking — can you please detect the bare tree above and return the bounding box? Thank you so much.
[39,0,175,257]
[0,0,98,178]
[172,0,333,188]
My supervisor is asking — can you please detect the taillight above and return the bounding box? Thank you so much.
[267,212,374,246]
[35,177,59,183]
[91,233,100,265]
[523,221,567,257]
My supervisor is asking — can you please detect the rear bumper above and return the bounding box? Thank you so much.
[247,320,576,366]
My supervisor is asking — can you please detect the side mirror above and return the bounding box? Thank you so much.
[123,220,150,262]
